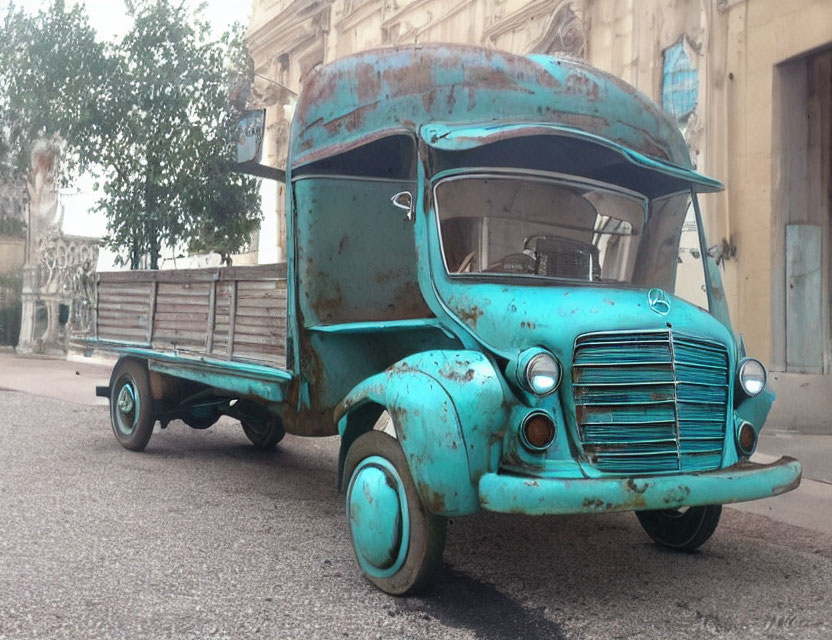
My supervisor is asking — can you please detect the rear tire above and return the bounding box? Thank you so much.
[109,358,155,452]
[241,417,285,449]
[636,505,722,551]
[344,430,446,595]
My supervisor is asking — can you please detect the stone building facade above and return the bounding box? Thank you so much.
[246,0,832,431]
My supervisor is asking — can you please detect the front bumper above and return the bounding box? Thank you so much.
[478,457,802,515]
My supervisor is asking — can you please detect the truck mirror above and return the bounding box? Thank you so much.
[391,191,414,220]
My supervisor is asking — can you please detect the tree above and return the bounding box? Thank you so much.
[0,0,112,186]
[0,0,111,246]
[0,0,262,269]
[99,1,261,268]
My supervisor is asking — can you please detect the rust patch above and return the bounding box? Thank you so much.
[416,481,447,514]
[564,72,600,101]
[661,485,691,505]
[446,85,457,112]
[441,367,475,383]
[373,266,407,286]
[383,63,434,98]
[422,88,437,112]
[455,306,484,330]
[309,283,345,323]
[535,68,562,90]
[295,70,337,125]
[625,478,649,495]
[354,62,382,103]
[520,320,536,330]
[338,234,349,255]
[322,102,380,136]
[582,497,605,509]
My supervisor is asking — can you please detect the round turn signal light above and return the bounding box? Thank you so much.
[521,412,556,451]
[737,421,757,456]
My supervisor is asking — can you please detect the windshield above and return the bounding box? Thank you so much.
[434,173,696,293]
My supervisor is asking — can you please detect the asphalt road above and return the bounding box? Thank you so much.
[1,389,831,640]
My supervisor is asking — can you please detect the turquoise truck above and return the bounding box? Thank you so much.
[86,45,802,595]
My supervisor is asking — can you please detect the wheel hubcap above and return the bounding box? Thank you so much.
[347,456,410,578]
[114,379,139,435]
[117,385,135,414]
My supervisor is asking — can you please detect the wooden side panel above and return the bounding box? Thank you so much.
[786,224,823,373]
[232,278,288,366]
[96,280,154,343]
[95,265,288,368]
[152,281,211,350]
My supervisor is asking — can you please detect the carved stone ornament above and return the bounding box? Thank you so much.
[17,139,100,354]
[530,0,585,59]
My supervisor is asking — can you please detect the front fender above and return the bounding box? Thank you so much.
[335,350,510,517]
[736,386,776,437]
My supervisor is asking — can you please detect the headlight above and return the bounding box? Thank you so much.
[522,351,562,396]
[737,358,766,397]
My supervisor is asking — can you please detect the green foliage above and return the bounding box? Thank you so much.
[0,0,113,184]
[98,2,261,268]
[0,215,26,238]
[0,0,262,269]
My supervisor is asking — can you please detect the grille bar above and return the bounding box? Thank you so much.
[573,330,729,475]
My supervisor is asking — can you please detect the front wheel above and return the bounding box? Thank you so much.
[343,430,447,595]
[109,358,155,452]
[636,505,722,551]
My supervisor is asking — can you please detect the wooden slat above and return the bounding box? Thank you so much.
[97,287,153,299]
[98,327,149,339]
[147,280,157,344]
[233,343,284,356]
[207,279,217,352]
[94,272,100,339]
[96,313,148,326]
[234,300,288,312]
[98,301,150,314]
[234,330,286,344]
[227,280,237,358]
[235,313,286,325]
[156,288,211,299]
[236,290,287,301]
[233,354,286,368]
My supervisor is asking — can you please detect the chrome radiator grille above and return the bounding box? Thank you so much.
[572,331,729,474]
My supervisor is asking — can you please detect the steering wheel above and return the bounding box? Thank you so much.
[486,252,537,274]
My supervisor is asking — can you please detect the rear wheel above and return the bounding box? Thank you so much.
[109,358,155,452]
[636,505,722,551]
[344,430,446,595]
[241,417,285,449]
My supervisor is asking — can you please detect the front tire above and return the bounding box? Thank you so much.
[636,505,722,551]
[343,430,446,595]
[109,358,155,452]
